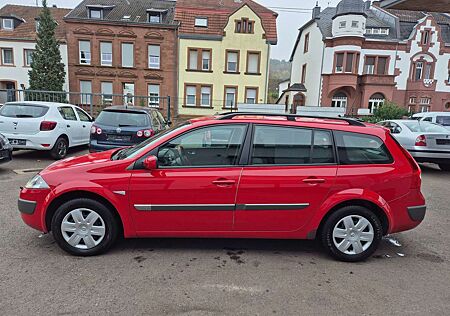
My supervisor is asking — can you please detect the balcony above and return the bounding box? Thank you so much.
[359,74,396,86]
[323,73,359,92]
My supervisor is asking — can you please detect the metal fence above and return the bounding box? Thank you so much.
[0,89,172,121]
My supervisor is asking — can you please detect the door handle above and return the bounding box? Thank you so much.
[212,179,236,186]
[83,125,86,128]
[67,125,71,128]
[303,178,326,184]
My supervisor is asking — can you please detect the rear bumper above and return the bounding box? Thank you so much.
[407,205,426,222]
[409,149,450,163]
[89,139,131,153]
[2,132,58,151]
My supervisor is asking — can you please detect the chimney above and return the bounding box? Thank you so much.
[364,1,371,10]
[312,2,321,19]
[52,4,57,8]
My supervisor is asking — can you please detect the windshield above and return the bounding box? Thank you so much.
[0,104,49,118]
[403,121,449,133]
[436,116,450,126]
[112,122,191,160]
[96,110,149,127]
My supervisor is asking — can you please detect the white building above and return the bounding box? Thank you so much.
[0,5,70,101]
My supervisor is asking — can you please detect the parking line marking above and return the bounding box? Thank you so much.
[13,168,42,175]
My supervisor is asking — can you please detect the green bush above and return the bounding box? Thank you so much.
[364,101,409,123]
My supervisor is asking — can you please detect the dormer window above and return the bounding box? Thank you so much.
[235,18,254,34]
[2,18,14,30]
[351,21,359,28]
[339,21,346,29]
[422,30,430,45]
[148,11,161,23]
[89,9,103,19]
[195,17,208,27]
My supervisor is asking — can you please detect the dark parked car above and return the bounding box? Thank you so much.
[89,106,170,152]
[0,132,12,164]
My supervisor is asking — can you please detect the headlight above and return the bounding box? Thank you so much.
[25,174,50,189]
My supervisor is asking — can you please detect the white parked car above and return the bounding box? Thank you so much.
[378,120,450,171]
[411,112,450,130]
[0,101,93,159]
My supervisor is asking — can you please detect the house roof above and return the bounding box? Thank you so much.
[0,5,70,41]
[65,0,177,25]
[380,0,450,13]
[175,0,278,44]
[283,83,307,92]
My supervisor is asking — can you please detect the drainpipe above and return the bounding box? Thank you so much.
[317,42,325,107]
[265,43,271,104]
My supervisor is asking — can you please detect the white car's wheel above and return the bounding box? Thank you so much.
[50,137,68,159]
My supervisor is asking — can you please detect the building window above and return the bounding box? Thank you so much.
[339,21,346,29]
[351,21,359,28]
[245,88,257,104]
[123,83,135,104]
[1,48,13,65]
[246,52,260,74]
[335,53,344,72]
[331,92,347,108]
[345,53,354,73]
[35,20,40,32]
[121,43,134,68]
[201,86,211,107]
[364,56,375,74]
[235,18,254,34]
[422,30,430,45]
[148,84,160,107]
[195,17,208,27]
[188,49,198,70]
[368,93,385,114]
[185,85,196,106]
[202,50,211,71]
[224,87,237,108]
[24,49,34,67]
[377,57,388,75]
[420,106,429,113]
[89,9,103,19]
[188,48,211,71]
[148,45,160,69]
[226,51,239,73]
[409,97,417,104]
[80,80,92,104]
[424,63,432,80]
[79,40,91,65]
[100,42,112,66]
[101,82,113,104]
[415,62,424,80]
[2,18,13,30]
[419,97,431,105]
[148,12,161,23]
[301,64,307,84]
[304,33,309,53]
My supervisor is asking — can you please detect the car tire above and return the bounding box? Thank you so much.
[320,206,383,262]
[51,198,119,256]
[438,163,450,171]
[50,137,68,160]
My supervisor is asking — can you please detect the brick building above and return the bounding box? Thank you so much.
[64,0,178,116]
[281,0,450,114]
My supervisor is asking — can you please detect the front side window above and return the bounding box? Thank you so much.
[121,43,134,68]
[148,45,160,69]
[58,107,77,121]
[148,84,160,107]
[335,131,392,165]
[251,125,335,165]
[79,40,91,65]
[75,108,91,122]
[1,48,13,65]
[157,125,247,167]
[100,42,112,66]
[226,51,239,73]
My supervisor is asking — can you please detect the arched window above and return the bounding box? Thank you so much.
[331,92,347,108]
[412,54,434,81]
[368,93,385,113]
[293,93,305,107]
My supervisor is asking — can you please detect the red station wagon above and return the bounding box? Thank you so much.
[18,113,426,261]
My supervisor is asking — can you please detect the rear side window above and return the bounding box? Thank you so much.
[334,131,392,165]
[436,116,450,126]
[251,125,335,165]
[75,108,91,122]
[58,107,77,121]
[95,110,149,127]
[0,104,49,118]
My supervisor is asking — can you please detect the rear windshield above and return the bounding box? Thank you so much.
[95,110,149,127]
[436,116,450,126]
[403,121,448,133]
[0,104,49,118]
[334,131,393,165]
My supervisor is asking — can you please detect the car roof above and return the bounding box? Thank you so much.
[414,112,450,117]
[4,101,75,107]
[103,105,155,113]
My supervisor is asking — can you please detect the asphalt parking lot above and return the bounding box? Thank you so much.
[0,148,449,315]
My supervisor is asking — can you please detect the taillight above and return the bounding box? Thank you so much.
[390,133,421,189]
[96,127,102,135]
[137,129,154,138]
[415,135,426,146]
[40,121,57,131]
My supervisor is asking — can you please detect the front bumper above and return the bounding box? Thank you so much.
[18,198,37,215]
[407,205,426,222]
[19,188,51,232]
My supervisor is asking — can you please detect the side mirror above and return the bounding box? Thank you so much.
[143,155,158,170]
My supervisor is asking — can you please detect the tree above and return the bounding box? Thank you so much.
[364,100,409,123]
[28,0,66,96]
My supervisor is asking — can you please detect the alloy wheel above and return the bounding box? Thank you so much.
[332,215,374,255]
[58,141,67,157]
[61,208,106,249]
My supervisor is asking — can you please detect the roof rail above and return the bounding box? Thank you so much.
[217,112,366,127]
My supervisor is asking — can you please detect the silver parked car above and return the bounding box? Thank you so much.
[378,120,450,171]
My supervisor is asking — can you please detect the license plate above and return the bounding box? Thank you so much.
[436,139,450,145]
[107,135,131,142]
[9,139,26,145]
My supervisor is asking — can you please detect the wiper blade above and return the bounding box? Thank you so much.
[15,114,34,118]
[118,124,133,127]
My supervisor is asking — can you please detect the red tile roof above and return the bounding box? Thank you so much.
[175,0,278,44]
[0,5,70,41]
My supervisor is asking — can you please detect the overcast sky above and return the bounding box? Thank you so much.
[0,0,342,60]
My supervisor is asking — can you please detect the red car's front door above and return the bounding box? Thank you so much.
[128,124,248,233]
[234,125,337,232]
